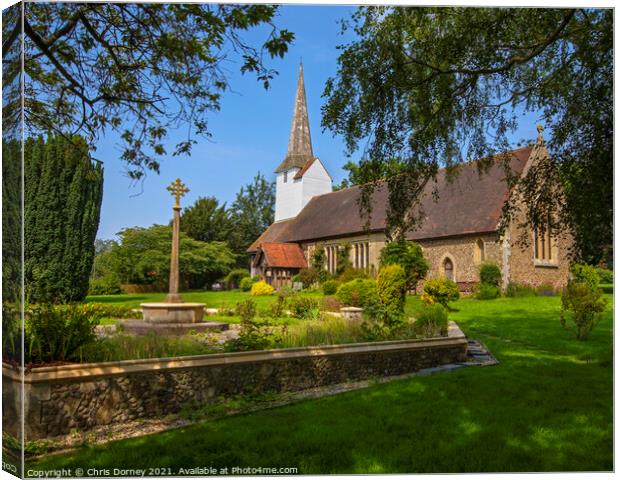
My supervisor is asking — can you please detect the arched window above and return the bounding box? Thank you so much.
[475,238,485,264]
[443,257,454,281]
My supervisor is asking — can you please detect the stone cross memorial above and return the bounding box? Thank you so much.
[123,179,228,335]
[165,178,189,303]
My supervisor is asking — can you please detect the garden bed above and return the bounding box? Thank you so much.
[3,322,467,440]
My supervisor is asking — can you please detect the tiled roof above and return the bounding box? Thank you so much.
[255,242,307,269]
[250,146,534,248]
[247,219,295,252]
[293,157,316,179]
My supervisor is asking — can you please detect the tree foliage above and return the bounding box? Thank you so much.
[5,3,294,178]
[379,240,429,290]
[180,196,231,243]
[2,140,21,303]
[23,136,104,303]
[227,173,275,259]
[97,225,235,289]
[323,7,612,262]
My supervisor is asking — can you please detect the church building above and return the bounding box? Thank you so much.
[248,64,572,291]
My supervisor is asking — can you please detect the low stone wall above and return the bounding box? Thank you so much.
[3,323,467,440]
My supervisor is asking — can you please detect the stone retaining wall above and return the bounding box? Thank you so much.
[3,323,467,440]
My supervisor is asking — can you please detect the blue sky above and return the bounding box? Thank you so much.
[95,4,540,241]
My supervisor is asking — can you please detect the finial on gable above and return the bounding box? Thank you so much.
[536,124,545,146]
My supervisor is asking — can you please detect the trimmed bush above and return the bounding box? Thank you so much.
[322,280,339,295]
[570,263,600,291]
[250,280,274,296]
[337,267,369,284]
[224,268,250,289]
[423,277,460,308]
[596,267,613,284]
[336,278,378,308]
[89,273,122,295]
[376,264,407,315]
[474,283,500,300]
[479,262,501,287]
[414,304,449,338]
[239,277,253,292]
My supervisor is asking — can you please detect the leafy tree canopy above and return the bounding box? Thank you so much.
[5,3,293,178]
[180,196,231,244]
[322,7,612,263]
[228,173,275,257]
[379,240,429,290]
[101,225,235,288]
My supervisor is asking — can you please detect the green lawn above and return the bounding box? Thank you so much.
[30,294,613,473]
[88,290,324,310]
[91,290,324,325]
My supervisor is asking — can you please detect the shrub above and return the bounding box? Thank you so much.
[224,268,250,289]
[601,284,613,294]
[560,281,607,340]
[379,240,429,290]
[322,280,339,295]
[596,267,613,284]
[376,264,407,316]
[505,282,537,297]
[235,299,257,321]
[85,303,139,319]
[239,277,253,292]
[89,273,123,295]
[336,279,379,308]
[321,296,342,312]
[250,280,274,296]
[414,304,449,338]
[224,318,282,352]
[298,268,320,288]
[268,295,287,318]
[474,283,500,300]
[479,262,502,287]
[24,304,102,363]
[423,277,460,308]
[289,296,321,320]
[337,267,368,284]
[570,263,600,290]
[277,285,296,298]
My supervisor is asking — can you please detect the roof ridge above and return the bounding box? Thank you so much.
[310,145,534,199]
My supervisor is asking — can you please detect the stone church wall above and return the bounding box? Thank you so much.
[506,209,571,291]
[417,233,501,291]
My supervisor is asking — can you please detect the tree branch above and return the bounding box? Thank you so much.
[404,10,575,76]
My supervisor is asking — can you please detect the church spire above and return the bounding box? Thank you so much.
[275,63,314,173]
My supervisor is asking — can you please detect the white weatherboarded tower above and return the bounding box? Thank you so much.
[274,64,332,222]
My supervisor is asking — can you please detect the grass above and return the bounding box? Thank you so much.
[90,290,324,325]
[29,293,613,473]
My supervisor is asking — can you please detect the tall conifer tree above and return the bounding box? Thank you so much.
[24,135,104,303]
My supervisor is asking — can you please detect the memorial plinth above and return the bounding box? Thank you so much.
[123,179,228,335]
